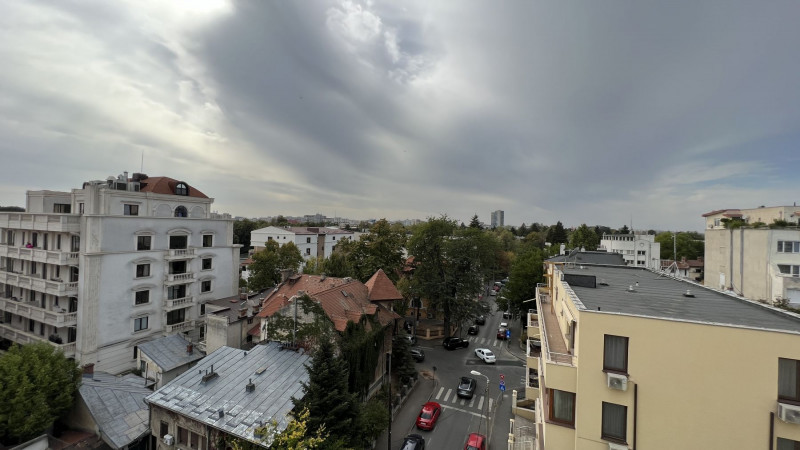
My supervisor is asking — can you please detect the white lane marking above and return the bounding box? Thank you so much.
[477,396,485,410]
[435,386,444,400]
[489,398,494,412]
[443,389,452,402]
[460,398,466,406]
[441,403,487,419]
[469,396,475,408]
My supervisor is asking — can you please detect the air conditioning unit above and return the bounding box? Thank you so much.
[606,372,628,391]
[608,442,628,450]
[163,434,175,446]
[779,402,800,424]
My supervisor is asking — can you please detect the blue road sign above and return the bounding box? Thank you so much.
[506,329,511,339]
[500,384,506,392]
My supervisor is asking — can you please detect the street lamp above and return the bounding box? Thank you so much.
[470,370,490,437]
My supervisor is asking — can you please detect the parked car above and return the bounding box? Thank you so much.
[503,311,511,319]
[401,434,426,450]
[410,347,425,362]
[416,402,442,430]
[500,322,508,328]
[443,336,469,350]
[475,315,486,325]
[468,325,479,335]
[464,433,486,450]
[457,376,477,399]
[478,302,490,312]
[404,334,417,345]
[474,348,496,364]
[497,327,509,340]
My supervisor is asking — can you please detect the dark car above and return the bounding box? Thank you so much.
[467,325,479,335]
[475,315,486,325]
[410,347,425,362]
[401,434,425,450]
[443,337,469,350]
[457,376,477,399]
[497,327,509,340]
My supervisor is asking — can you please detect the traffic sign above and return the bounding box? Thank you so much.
[500,380,505,386]
[500,374,505,380]
[500,384,506,392]
[506,329,511,339]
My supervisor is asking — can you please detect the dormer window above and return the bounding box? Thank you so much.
[175,182,188,196]
[175,206,188,218]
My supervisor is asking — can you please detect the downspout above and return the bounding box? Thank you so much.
[633,384,638,449]
[769,412,774,450]
[739,228,744,295]
[728,229,734,290]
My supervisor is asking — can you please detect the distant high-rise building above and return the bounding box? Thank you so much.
[490,210,504,228]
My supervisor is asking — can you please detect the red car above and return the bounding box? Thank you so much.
[416,401,442,430]
[464,433,486,450]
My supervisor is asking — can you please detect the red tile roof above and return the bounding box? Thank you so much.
[364,269,403,303]
[137,176,208,198]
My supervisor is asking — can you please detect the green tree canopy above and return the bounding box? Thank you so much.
[546,221,568,244]
[503,247,545,316]
[0,342,82,444]
[569,224,599,251]
[654,232,704,261]
[469,214,482,229]
[348,219,407,283]
[248,241,303,291]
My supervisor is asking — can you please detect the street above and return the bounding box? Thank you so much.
[376,293,526,449]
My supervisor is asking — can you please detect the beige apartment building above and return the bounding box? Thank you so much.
[703,205,800,305]
[525,262,800,450]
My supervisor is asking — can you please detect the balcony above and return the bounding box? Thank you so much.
[0,322,76,357]
[537,291,574,366]
[0,297,77,327]
[0,271,78,296]
[527,310,541,339]
[165,248,196,260]
[0,245,79,265]
[0,213,81,233]
[164,296,194,310]
[166,320,195,333]
[165,272,194,284]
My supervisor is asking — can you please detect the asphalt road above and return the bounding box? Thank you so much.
[375,292,527,450]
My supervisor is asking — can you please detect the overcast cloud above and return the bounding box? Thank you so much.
[2,0,799,231]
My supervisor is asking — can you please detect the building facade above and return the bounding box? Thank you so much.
[491,210,504,229]
[250,226,353,260]
[598,233,661,270]
[525,262,800,449]
[0,172,238,373]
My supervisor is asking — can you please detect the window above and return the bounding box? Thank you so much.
[202,234,213,247]
[159,421,168,438]
[134,316,148,332]
[78,203,84,214]
[778,438,800,450]
[778,265,800,277]
[306,237,311,243]
[548,389,575,426]
[779,358,800,402]
[604,335,629,373]
[201,280,211,293]
[175,183,189,196]
[267,236,273,241]
[137,236,152,251]
[170,260,187,274]
[135,290,150,305]
[124,204,139,216]
[306,248,311,255]
[71,235,80,252]
[778,241,800,253]
[174,206,188,218]
[602,402,627,443]
[53,203,71,213]
[136,263,150,278]
[202,258,212,270]
[169,235,188,250]
[167,308,186,325]
[200,303,206,315]
[168,284,187,300]
[177,427,189,445]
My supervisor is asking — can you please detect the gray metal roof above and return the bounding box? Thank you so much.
[78,372,152,449]
[145,342,310,444]
[138,334,204,372]
[562,265,800,333]
[547,251,626,266]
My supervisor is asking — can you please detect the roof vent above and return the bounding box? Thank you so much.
[683,289,695,298]
[201,365,219,383]
[628,285,636,292]
[341,290,348,297]
[218,409,224,419]
[255,367,267,375]
[246,378,255,393]
[599,279,609,286]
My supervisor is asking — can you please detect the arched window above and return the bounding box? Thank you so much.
[175,182,188,196]
[174,206,188,218]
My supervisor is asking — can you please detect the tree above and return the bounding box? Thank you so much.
[355,390,390,448]
[346,219,406,283]
[503,247,545,316]
[655,232,704,261]
[233,219,266,254]
[292,340,359,447]
[469,214,482,229]
[518,223,528,237]
[248,241,303,291]
[545,221,568,244]
[619,225,630,234]
[569,224,599,251]
[0,342,82,444]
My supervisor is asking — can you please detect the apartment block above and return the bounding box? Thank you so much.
[525,262,800,449]
[0,172,238,373]
[491,210,504,229]
[250,225,353,260]
[598,233,661,270]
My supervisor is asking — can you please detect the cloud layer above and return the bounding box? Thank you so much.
[2,0,800,231]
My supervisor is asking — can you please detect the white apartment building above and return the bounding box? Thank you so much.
[250,226,353,260]
[703,206,800,305]
[0,172,238,374]
[491,210,504,228]
[599,233,661,270]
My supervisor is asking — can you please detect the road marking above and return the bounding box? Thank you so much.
[441,403,487,419]
[435,387,444,400]
[469,396,475,408]
[477,396,485,410]
[451,395,459,405]
[443,389,452,402]
[488,398,494,412]
[460,398,466,406]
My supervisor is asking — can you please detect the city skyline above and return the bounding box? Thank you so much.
[2,1,800,232]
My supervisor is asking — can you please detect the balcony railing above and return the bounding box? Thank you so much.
[166,248,196,259]
[0,245,79,265]
[164,296,194,310]
[0,271,78,296]
[0,297,77,327]
[537,291,575,366]
[0,322,76,357]
[166,273,194,283]
[0,213,81,233]
[166,320,194,333]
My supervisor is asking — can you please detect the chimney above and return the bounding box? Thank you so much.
[681,256,686,263]
[187,343,193,354]
[82,363,95,379]
[281,269,294,283]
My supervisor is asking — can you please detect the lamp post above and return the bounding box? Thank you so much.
[470,370,490,437]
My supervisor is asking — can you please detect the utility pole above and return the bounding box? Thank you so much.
[387,351,392,450]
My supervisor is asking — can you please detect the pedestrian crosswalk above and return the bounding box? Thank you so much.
[467,336,505,348]
[433,386,494,415]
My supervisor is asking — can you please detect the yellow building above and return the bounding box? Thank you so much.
[526,262,800,450]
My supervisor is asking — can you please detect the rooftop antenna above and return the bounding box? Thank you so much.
[140,149,144,173]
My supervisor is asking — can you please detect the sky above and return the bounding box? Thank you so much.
[2,0,800,232]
